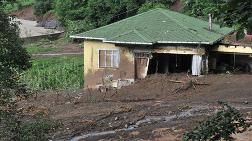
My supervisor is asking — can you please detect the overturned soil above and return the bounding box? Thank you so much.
[10,6,36,21]
[18,74,252,140]
[10,6,57,22]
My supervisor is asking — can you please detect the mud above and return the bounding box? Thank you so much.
[18,74,252,140]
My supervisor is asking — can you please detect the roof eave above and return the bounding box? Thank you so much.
[157,41,211,44]
[103,40,153,45]
[211,30,235,45]
[70,35,105,40]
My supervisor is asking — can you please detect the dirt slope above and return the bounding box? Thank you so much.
[10,6,36,20]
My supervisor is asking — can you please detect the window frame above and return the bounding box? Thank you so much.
[98,49,120,68]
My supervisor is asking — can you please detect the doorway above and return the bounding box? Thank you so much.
[148,53,192,74]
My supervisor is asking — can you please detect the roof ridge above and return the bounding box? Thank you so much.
[158,9,206,42]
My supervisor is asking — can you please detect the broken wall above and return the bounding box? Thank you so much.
[84,40,135,88]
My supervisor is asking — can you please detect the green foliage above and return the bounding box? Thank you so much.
[54,0,176,37]
[183,0,223,18]
[19,116,59,141]
[1,113,59,141]
[21,56,84,90]
[0,2,31,100]
[0,2,58,140]
[54,0,87,27]
[183,101,251,141]
[215,0,252,39]
[183,0,252,39]
[33,0,53,16]
[85,0,139,27]
[25,45,59,54]
[24,39,61,54]
[64,19,95,40]
[3,0,35,13]
[24,38,71,54]
[138,2,166,14]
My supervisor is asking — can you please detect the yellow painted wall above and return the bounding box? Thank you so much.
[84,40,135,88]
[213,45,252,54]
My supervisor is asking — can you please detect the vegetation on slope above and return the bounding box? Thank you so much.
[3,0,34,13]
[24,39,62,54]
[0,1,58,140]
[21,55,84,91]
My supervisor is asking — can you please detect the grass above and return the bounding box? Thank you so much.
[24,39,63,54]
[21,55,84,91]
[26,45,59,54]
[4,0,35,13]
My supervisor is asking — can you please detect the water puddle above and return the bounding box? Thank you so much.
[69,105,209,141]
[68,103,252,141]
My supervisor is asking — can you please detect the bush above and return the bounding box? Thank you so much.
[20,116,59,141]
[183,101,251,141]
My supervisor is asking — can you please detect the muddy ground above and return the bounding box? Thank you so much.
[18,73,252,141]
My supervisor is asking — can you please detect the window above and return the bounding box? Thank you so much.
[99,50,119,68]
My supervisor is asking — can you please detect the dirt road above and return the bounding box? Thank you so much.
[18,74,252,140]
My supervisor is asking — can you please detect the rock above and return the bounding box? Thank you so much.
[36,20,59,29]
[115,116,119,121]
[44,20,58,29]
[129,131,140,136]
[244,101,249,104]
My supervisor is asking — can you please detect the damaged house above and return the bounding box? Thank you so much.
[71,8,233,89]
[211,34,252,73]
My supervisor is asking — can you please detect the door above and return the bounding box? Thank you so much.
[135,52,150,79]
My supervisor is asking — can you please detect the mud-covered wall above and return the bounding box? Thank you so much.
[134,45,206,55]
[84,40,135,88]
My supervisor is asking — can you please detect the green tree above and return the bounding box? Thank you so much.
[55,0,88,26]
[183,0,252,39]
[55,0,176,37]
[0,2,31,100]
[0,1,31,139]
[85,0,139,27]
[0,13,30,137]
[215,0,252,39]
[33,0,54,16]
[138,1,166,14]
[182,0,224,18]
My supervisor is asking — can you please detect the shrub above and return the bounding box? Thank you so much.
[19,115,59,141]
[183,101,251,141]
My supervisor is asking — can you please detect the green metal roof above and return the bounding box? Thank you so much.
[71,8,233,45]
